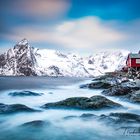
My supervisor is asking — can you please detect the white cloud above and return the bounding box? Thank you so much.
[4,16,127,52]
[52,17,126,49]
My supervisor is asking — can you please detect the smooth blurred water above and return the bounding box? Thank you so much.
[0,77,139,140]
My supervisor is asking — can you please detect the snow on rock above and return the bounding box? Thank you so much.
[0,39,129,77]
[84,51,129,76]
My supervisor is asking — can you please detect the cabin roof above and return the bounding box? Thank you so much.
[129,53,140,58]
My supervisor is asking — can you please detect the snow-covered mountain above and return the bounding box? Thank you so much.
[0,39,129,77]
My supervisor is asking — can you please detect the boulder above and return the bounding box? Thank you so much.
[88,81,112,89]
[22,120,45,127]
[102,86,132,96]
[64,114,96,120]
[41,95,122,110]
[102,81,140,96]
[80,113,97,120]
[63,115,78,120]
[128,90,140,103]
[100,113,140,124]
[21,120,50,127]
[63,112,140,125]
[0,103,37,114]
[9,91,43,97]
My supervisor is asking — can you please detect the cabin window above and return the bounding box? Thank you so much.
[136,59,140,64]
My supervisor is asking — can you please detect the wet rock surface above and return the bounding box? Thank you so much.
[9,91,43,97]
[102,81,140,96]
[99,113,140,125]
[102,86,133,96]
[125,90,140,103]
[81,74,130,90]
[88,81,112,89]
[64,112,140,125]
[21,120,51,127]
[41,95,122,110]
[0,103,37,114]
[129,92,140,103]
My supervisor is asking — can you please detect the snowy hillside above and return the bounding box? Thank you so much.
[0,39,129,77]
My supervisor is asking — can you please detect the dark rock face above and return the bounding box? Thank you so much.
[0,54,6,67]
[79,84,88,89]
[68,112,140,125]
[0,103,36,114]
[64,114,97,120]
[80,113,97,120]
[80,113,96,118]
[49,65,62,76]
[63,112,140,126]
[13,39,37,76]
[21,120,50,127]
[9,91,43,97]
[41,95,122,110]
[88,81,112,89]
[0,39,37,76]
[102,80,140,96]
[82,75,119,89]
[130,92,140,103]
[126,90,140,103]
[102,86,132,96]
[63,115,78,120]
[100,113,140,124]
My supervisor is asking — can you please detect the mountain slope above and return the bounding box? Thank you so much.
[0,39,37,76]
[0,39,129,77]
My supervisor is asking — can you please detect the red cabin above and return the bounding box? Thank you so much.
[126,52,140,72]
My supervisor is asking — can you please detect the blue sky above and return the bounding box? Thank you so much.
[0,0,140,55]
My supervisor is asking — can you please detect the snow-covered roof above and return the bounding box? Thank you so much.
[129,53,140,58]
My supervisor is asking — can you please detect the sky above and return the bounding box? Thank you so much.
[0,0,140,55]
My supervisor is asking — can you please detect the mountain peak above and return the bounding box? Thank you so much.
[17,38,28,46]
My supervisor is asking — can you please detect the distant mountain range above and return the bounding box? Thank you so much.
[0,39,129,77]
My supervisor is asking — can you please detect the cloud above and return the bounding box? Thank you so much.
[52,17,126,49]
[4,17,127,52]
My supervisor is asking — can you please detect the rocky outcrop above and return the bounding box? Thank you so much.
[41,95,122,110]
[99,113,140,124]
[81,74,130,89]
[21,120,50,127]
[129,91,140,103]
[102,86,132,96]
[125,90,140,103]
[64,112,140,125]
[0,103,37,114]
[88,81,112,89]
[9,91,43,97]
[101,79,140,96]
[80,80,113,89]
[0,39,37,76]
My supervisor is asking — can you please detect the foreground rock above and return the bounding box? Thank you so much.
[9,91,43,97]
[22,120,44,127]
[88,81,112,89]
[64,112,140,125]
[102,81,140,96]
[80,75,115,89]
[81,74,130,89]
[41,95,122,110]
[0,103,37,114]
[21,120,51,128]
[102,86,132,96]
[126,90,140,103]
[99,113,140,124]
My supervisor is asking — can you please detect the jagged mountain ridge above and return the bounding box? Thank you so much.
[0,39,129,77]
